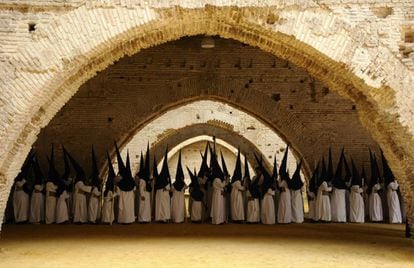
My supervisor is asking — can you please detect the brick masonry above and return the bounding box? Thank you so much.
[0,1,413,227]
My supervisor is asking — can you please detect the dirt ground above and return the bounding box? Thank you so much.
[0,222,412,268]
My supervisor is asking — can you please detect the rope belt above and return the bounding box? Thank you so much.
[34,189,42,194]
[48,192,56,197]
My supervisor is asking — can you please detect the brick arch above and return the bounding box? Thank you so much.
[1,4,414,225]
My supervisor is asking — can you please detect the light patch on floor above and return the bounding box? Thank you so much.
[0,223,412,267]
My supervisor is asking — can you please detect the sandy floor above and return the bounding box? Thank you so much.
[0,223,412,268]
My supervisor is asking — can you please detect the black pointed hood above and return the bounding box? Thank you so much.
[47,144,60,184]
[198,142,210,178]
[244,153,250,180]
[61,146,71,181]
[332,149,347,189]
[155,147,170,190]
[210,145,224,180]
[220,151,229,178]
[272,156,278,181]
[289,160,304,191]
[115,142,135,191]
[279,145,289,181]
[369,149,380,189]
[143,142,151,182]
[153,155,159,179]
[91,146,101,188]
[231,148,242,183]
[32,154,44,186]
[380,149,395,186]
[104,151,115,196]
[309,162,319,193]
[66,148,86,182]
[253,153,273,192]
[187,167,203,201]
[326,147,334,182]
[351,158,362,186]
[173,150,185,191]
[318,157,327,185]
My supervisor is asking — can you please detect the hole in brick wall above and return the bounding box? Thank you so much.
[352,105,356,110]
[289,105,294,110]
[404,29,414,43]
[229,111,233,114]
[196,114,200,119]
[266,13,279,25]
[371,6,393,18]
[244,84,249,89]
[249,78,253,83]
[272,60,276,68]
[230,89,234,93]
[189,65,194,70]
[300,79,305,84]
[107,117,113,123]
[247,126,256,130]
[271,93,281,102]
[322,87,330,95]
[177,82,182,88]
[291,89,296,93]
[28,23,36,32]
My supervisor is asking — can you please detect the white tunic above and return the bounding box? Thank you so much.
[30,184,44,223]
[191,199,202,222]
[307,191,317,221]
[387,182,402,223]
[102,191,117,224]
[211,178,226,224]
[73,181,92,223]
[331,188,347,222]
[230,180,245,221]
[369,183,383,222]
[261,188,276,225]
[138,179,151,222]
[171,184,188,223]
[291,189,304,223]
[88,187,101,223]
[246,191,260,223]
[45,181,58,224]
[155,185,171,222]
[277,180,291,224]
[56,190,70,224]
[13,179,29,223]
[117,187,136,224]
[316,182,332,221]
[349,185,364,223]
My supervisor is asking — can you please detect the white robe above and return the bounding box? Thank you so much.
[369,183,383,222]
[387,182,402,223]
[102,191,117,224]
[211,178,226,224]
[246,191,260,223]
[307,191,317,221]
[331,188,347,222]
[261,188,276,225]
[29,184,44,223]
[315,182,332,221]
[277,180,291,224]
[117,187,136,224]
[155,185,171,222]
[56,190,70,224]
[230,180,245,221]
[13,180,29,223]
[191,198,202,222]
[171,184,188,223]
[291,189,304,223]
[138,179,151,222]
[45,181,58,224]
[73,181,92,223]
[349,185,364,223]
[88,187,101,223]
